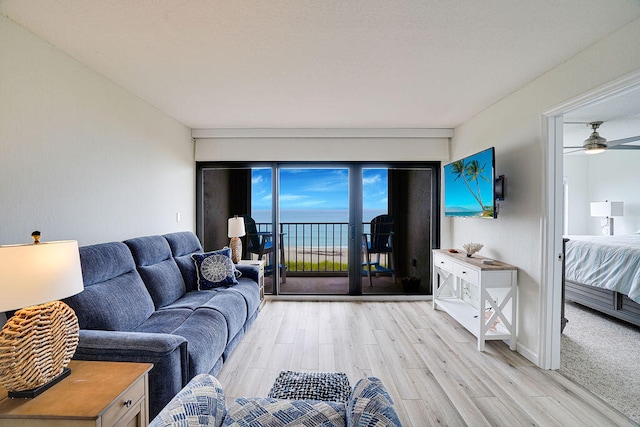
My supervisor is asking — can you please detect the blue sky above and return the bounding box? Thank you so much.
[251,168,388,211]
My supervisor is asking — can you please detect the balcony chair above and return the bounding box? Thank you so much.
[242,215,286,283]
[362,214,395,286]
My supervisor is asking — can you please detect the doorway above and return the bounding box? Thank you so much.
[542,71,640,369]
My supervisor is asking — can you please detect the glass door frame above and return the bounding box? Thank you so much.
[196,161,441,296]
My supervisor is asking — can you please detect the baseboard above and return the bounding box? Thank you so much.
[516,342,539,367]
[265,295,432,302]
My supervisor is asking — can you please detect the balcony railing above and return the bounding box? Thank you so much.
[254,222,389,275]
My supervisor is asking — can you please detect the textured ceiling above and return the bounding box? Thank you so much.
[2,0,640,129]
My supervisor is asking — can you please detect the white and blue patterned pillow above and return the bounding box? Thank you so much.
[192,247,242,290]
[149,374,226,427]
[223,398,346,427]
[346,377,402,426]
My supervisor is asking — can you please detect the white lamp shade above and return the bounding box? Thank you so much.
[590,201,624,218]
[228,217,246,238]
[0,240,84,312]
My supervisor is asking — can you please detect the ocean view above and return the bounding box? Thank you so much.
[251,208,387,248]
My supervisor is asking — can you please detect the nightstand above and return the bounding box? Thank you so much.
[239,259,265,305]
[0,360,152,427]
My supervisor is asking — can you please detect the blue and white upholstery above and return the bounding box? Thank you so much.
[149,374,227,427]
[151,372,402,427]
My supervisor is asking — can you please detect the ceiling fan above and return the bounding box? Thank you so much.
[564,121,640,154]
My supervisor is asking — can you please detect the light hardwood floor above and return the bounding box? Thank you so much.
[217,300,636,426]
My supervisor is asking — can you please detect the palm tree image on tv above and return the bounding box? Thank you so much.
[444,148,495,218]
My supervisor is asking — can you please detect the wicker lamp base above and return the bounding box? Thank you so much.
[0,300,79,397]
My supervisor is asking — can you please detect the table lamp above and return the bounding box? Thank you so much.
[590,200,624,236]
[228,215,246,263]
[0,232,84,398]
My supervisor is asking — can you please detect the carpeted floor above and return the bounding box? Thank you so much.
[561,301,640,423]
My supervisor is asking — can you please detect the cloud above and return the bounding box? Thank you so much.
[279,194,308,202]
[363,174,381,185]
[252,175,263,185]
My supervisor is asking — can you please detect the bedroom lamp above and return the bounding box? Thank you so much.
[590,201,624,236]
[228,215,246,263]
[0,233,84,398]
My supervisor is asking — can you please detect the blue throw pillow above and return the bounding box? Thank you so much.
[192,247,242,290]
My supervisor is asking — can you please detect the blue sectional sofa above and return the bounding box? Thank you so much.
[62,232,260,419]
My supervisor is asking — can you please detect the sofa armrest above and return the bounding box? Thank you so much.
[76,329,186,357]
[73,330,190,420]
[235,264,259,283]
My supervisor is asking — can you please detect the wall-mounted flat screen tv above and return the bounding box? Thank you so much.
[444,147,496,218]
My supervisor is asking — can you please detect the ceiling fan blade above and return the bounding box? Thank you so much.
[607,135,640,147]
[564,135,640,152]
[563,147,585,154]
[608,145,640,150]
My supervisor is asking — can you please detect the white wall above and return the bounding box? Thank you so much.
[563,155,590,234]
[449,18,640,363]
[0,16,195,246]
[564,152,640,236]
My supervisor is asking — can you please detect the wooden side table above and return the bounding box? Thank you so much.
[0,360,152,427]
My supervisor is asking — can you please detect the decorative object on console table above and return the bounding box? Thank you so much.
[462,242,483,257]
[0,232,84,398]
[590,200,624,236]
[228,215,246,263]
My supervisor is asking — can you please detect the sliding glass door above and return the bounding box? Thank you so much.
[197,162,439,296]
[278,167,350,294]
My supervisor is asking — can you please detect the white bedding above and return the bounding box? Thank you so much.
[564,235,640,304]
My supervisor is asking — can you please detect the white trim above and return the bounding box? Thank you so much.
[192,128,454,139]
[516,342,539,367]
[539,114,564,370]
[543,70,640,117]
[195,137,450,162]
[265,295,432,302]
[539,69,640,370]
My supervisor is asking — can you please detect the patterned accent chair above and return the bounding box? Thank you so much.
[150,373,402,427]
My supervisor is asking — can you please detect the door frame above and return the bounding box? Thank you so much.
[196,160,441,296]
[540,70,640,369]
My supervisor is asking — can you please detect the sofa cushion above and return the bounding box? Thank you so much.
[171,309,229,377]
[134,308,192,334]
[164,232,203,293]
[197,291,248,346]
[149,374,226,427]
[125,236,186,308]
[223,398,346,427]
[223,278,261,323]
[192,248,241,290]
[160,289,221,311]
[64,242,155,331]
[346,377,401,427]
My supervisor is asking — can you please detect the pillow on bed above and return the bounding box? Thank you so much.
[192,247,241,290]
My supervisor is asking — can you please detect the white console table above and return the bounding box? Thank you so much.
[432,249,518,351]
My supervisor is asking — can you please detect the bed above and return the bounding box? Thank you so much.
[563,235,640,327]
